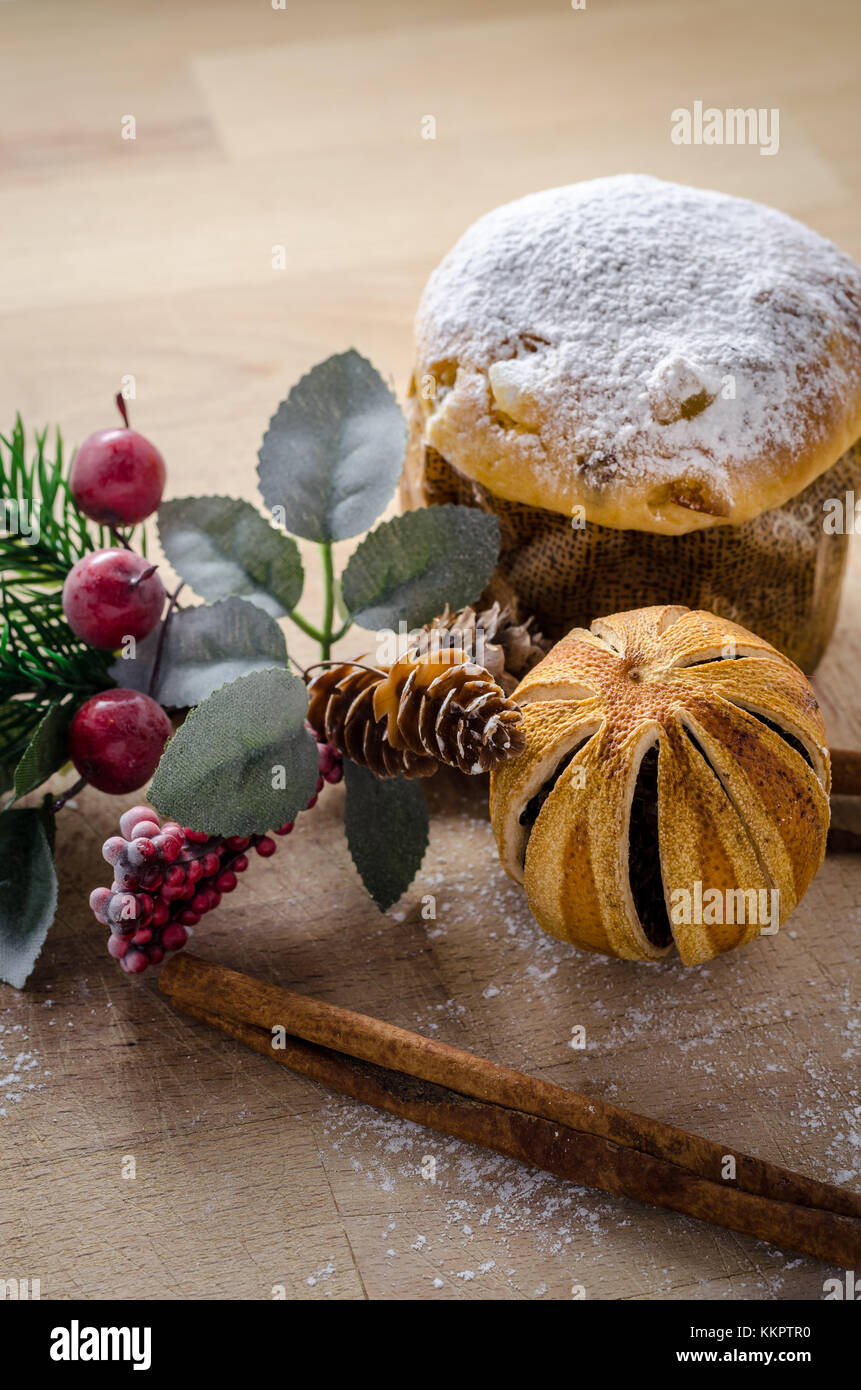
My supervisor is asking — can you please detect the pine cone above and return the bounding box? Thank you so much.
[411,601,550,695]
[307,664,437,779]
[307,651,525,779]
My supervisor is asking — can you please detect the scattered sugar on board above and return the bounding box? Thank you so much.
[0,1022,49,1117]
[306,1261,336,1288]
[319,1093,829,1298]
[305,806,861,1295]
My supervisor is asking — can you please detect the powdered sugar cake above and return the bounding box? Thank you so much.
[410,175,861,536]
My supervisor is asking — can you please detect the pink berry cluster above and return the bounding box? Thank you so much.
[90,733,343,974]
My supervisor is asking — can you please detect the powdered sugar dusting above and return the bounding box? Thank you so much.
[312,799,859,1298]
[0,1021,48,1117]
[416,176,861,528]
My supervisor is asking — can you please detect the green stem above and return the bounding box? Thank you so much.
[320,541,335,662]
[287,608,326,644]
[285,541,348,658]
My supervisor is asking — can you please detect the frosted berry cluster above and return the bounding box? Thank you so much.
[90,734,343,973]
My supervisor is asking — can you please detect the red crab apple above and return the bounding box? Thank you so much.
[69,395,166,526]
[68,689,173,795]
[62,547,165,649]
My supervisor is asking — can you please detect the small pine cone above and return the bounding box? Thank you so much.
[373,652,525,774]
[412,601,550,696]
[307,663,438,779]
[307,652,525,778]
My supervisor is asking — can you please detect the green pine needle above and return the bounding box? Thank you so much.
[0,418,142,771]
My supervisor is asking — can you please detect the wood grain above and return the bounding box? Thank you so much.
[0,0,859,1301]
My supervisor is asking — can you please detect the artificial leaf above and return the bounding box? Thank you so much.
[149,667,318,836]
[13,701,72,798]
[158,496,304,618]
[341,505,500,630]
[0,808,58,988]
[343,760,429,911]
[110,597,288,708]
[38,796,57,854]
[257,350,405,543]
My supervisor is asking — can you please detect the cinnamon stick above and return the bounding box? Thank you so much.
[159,953,861,1267]
[831,748,861,797]
[829,748,861,851]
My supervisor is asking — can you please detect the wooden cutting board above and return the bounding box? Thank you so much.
[1,0,859,1301]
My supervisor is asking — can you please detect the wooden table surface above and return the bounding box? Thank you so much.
[1,0,860,1301]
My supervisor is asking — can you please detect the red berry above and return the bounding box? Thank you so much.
[155,832,183,863]
[127,836,158,866]
[233,854,248,873]
[215,871,237,893]
[62,548,165,650]
[255,836,276,857]
[201,852,221,876]
[224,835,250,851]
[119,805,158,839]
[70,423,166,526]
[161,923,188,952]
[275,822,294,836]
[148,946,164,965]
[129,819,161,841]
[178,910,200,927]
[184,829,209,844]
[68,689,172,794]
[107,934,129,959]
[107,891,138,926]
[121,949,149,974]
[191,891,210,915]
[89,887,113,923]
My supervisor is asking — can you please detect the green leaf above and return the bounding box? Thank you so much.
[257,350,406,543]
[0,808,58,988]
[343,761,429,911]
[157,496,304,618]
[109,598,288,708]
[13,701,72,798]
[148,668,318,836]
[341,505,500,630]
[38,795,56,854]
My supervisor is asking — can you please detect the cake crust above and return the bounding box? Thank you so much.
[413,176,861,535]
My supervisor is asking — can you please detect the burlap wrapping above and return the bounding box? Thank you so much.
[402,429,860,674]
